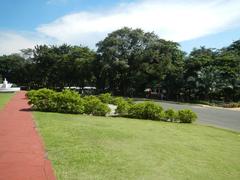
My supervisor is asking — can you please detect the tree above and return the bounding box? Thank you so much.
[213,49,240,101]
[96,27,146,95]
[96,27,184,96]
[27,44,96,89]
[184,42,240,102]
[0,54,27,85]
[183,47,216,100]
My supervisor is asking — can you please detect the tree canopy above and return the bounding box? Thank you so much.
[0,27,239,102]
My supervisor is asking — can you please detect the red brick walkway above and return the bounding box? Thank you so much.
[0,92,56,180]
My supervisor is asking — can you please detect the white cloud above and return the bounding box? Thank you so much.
[38,0,240,47]
[0,32,48,55]
[1,0,240,55]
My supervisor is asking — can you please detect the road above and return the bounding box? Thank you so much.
[153,101,240,132]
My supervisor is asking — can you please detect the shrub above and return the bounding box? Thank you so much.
[98,93,113,104]
[128,101,164,120]
[27,89,198,123]
[27,89,85,114]
[164,109,177,122]
[26,90,37,99]
[53,90,85,114]
[177,109,197,123]
[27,88,57,111]
[113,97,132,115]
[84,95,110,116]
[83,95,100,102]
[125,98,134,105]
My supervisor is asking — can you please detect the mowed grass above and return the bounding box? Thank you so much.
[34,112,240,180]
[0,93,14,109]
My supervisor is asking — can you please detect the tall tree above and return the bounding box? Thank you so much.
[184,47,216,100]
[96,27,184,96]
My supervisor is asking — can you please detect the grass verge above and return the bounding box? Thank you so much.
[34,112,240,180]
[0,93,14,109]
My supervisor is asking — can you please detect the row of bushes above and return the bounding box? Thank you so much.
[27,89,110,116]
[126,102,197,123]
[27,89,197,123]
[98,93,197,123]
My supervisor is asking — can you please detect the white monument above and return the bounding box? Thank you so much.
[0,78,20,92]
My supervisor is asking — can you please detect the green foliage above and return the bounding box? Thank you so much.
[27,88,57,111]
[1,30,239,102]
[177,109,197,123]
[53,90,85,114]
[28,89,111,115]
[0,54,27,86]
[1,44,96,89]
[96,27,184,96]
[164,109,177,122]
[26,89,36,99]
[125,98,134,105]
[83,95,110,116]
[98,93,113,104]
[27,89,84,114]
[183,44,240,102]
[27,89,199,122]
[128,102,164,120]
[113,97,132,115]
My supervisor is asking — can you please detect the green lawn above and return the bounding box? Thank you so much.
[34,112,240,180]
[0,93,14,109]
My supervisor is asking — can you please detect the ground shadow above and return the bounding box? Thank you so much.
[20,108,32,112]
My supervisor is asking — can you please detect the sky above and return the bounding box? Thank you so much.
[0,0,240,55]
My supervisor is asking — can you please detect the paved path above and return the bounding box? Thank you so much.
[0,92,56,180]
[157,101,240,132]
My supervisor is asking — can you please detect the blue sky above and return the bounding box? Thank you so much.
[0,0,240,54]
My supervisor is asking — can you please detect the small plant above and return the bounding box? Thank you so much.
[177,109,197,123]
[128,101,164,120]
[164,109,177,122]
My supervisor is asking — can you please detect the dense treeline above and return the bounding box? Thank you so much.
[0,27,239,102]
